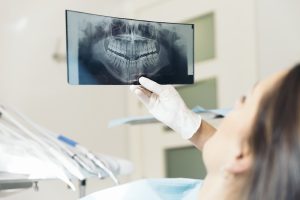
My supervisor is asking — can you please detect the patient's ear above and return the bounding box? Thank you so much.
[223,146,252,174]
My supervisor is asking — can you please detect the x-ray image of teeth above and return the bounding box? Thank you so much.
[66,10,194,85]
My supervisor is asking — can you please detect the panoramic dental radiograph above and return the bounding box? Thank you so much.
[66,10,194,85]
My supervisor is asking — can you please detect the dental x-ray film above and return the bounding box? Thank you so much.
[66,10,194,85]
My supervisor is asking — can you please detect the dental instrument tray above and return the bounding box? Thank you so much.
[0,105,133,198]
[66,10,194,85]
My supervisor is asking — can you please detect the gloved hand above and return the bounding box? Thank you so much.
[130,77,202,139]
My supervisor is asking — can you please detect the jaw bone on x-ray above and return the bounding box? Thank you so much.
[66,10,194,85]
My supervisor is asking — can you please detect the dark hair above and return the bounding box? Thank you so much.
[245,63,300,200]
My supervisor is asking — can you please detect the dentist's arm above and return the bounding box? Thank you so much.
[130,77,217,151]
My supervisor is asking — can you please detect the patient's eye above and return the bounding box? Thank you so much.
[234,95,247,109]
[240,95,247,104]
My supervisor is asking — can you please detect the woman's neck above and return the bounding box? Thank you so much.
[198,173,247,200]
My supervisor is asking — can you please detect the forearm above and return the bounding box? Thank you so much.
[189,120,217,151]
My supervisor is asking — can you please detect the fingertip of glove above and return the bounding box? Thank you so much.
[139,76,147,84]
[139,77,145,85]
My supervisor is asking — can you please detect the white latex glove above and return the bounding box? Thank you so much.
[130,77,201,139]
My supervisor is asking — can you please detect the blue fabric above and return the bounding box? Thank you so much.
[146,179,201,200]
[81,178,202,200]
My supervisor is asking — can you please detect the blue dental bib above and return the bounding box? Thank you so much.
[82,178,203,200]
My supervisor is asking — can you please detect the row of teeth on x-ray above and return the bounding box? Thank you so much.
[107,39,158,57]
[106,38,159,69]
[107,50,159,69]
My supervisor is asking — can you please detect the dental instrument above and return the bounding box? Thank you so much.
[4,105,120,185]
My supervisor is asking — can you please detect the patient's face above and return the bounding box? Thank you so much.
[202,70,287,176]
